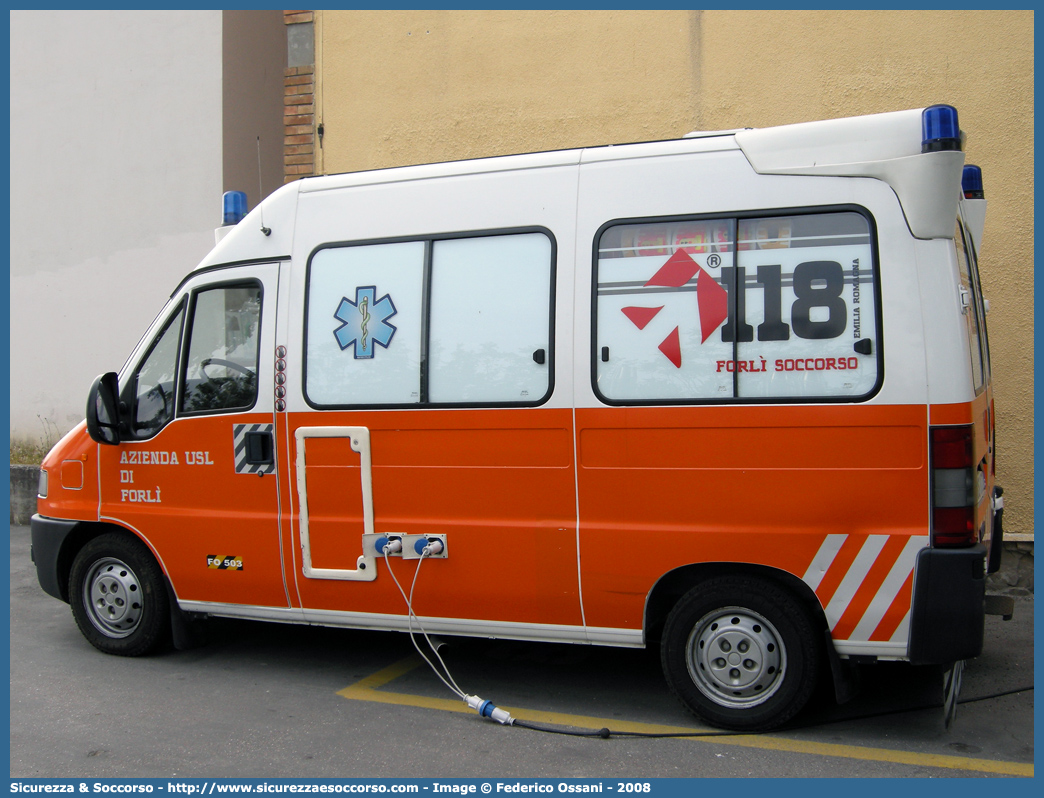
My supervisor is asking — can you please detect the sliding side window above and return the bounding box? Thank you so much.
[305,230,554,408]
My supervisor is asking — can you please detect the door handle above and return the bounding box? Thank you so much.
[244,430,274,465]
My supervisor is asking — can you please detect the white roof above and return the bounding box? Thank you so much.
[198,105,965,272]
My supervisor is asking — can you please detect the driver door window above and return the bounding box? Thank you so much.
[180,284,262,414]
[129,305,184,440]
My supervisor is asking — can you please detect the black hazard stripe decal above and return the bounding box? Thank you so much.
[233,423,276,475]
[207,556,244,571]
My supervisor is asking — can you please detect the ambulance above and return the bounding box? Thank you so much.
[32,105,1004,731]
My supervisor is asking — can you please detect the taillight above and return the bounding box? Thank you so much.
[931,425,977,547]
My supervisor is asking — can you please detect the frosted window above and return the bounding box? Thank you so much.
[595,220,734,401]
[734,213,877,399]
[595,212,879,403]
[306,241,424,406]
[428,233,552,403]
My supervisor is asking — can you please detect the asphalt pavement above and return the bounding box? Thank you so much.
[8,525,1034,779]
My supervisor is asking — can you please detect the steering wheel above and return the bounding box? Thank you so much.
[200,358,254,381]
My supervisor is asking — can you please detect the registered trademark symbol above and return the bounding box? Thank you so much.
[707,253,722,268]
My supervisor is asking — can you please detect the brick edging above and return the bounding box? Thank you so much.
[284,11,315,183]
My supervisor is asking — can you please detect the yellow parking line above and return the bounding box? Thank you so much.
[344,655,423,691]
[337,656,1033,778]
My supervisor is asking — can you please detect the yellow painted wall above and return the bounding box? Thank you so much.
[696,11,1034,536]
[315,10,1033,533]
[314,10,698,173]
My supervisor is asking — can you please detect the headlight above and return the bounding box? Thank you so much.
[37,469,48,499]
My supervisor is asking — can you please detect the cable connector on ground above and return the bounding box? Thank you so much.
[465,694,514,725]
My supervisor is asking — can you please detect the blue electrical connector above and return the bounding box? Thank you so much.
[414,537,444,557]
[375,536,402,555]
[466,694,514,725]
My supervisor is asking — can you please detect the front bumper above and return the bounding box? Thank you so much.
[30,514,79,602]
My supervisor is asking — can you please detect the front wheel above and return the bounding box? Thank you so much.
[69,532,170,656]
[661,575,822,731]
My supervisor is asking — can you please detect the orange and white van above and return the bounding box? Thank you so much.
[32,104,1003,730]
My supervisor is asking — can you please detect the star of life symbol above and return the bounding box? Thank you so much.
[334,286,397,359]
[620,249,728,368]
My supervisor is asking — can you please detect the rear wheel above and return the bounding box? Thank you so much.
[69,532,170,656]
[661,575,821,731]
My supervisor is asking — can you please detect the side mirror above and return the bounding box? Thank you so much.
[86,372,122,445]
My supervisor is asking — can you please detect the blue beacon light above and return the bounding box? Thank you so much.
[223,190,248,225]
[921,105,962,153]
[962,165,984,199]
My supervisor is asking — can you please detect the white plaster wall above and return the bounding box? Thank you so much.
[10,10,223,440]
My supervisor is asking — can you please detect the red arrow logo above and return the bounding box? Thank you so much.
[617,250,728,368]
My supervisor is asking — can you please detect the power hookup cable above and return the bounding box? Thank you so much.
[380,548,1033,740]
[382,545,467,702]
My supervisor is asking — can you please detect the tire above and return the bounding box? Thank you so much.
[661,575,821,731]
[68,532,170,656]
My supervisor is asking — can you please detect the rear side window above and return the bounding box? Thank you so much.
[954,222,988,393]
[594,210,880,404]
[305,229,554,408]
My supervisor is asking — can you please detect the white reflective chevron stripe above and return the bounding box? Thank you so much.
[823,535,889,629]
[800,533,928,648]
[889,610,912,643]
[852,535,927,641]
[802,534,847,591]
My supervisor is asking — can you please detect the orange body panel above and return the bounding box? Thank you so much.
[281,408,582,627]
[44,399,991,644]
[295,436,368,570]
[96,413,288,609]
[575,403,929,631]
[39,422,98,522]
